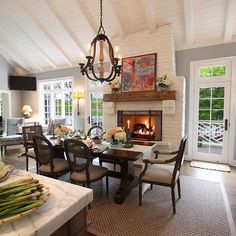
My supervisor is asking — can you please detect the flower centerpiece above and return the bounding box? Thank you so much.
[102,127,126,145]
[156,74,171,90]
[108,79,121,93]
[54,125,71,137]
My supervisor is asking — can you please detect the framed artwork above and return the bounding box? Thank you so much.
[121,53,157,92]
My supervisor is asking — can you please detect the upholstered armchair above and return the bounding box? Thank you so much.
[0,117,24,154]
[139,136,187,214]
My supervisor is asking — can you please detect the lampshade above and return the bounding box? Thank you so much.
[21,105,33,113]
[72,92,84,99]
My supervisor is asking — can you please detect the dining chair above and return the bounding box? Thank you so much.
[22,125,43,173]
[33,135,69,178]
[139,136,187,213]
[87,125,118,171]
[86,125,104,139]
[64,139,109,195]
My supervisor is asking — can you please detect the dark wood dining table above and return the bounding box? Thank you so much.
[50,137,156,204]
[91,148,143,204]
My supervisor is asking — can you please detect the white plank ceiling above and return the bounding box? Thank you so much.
[0,0,235,74]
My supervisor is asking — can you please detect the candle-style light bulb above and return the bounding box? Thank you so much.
[127,120,130,129]
[80,53,85,64]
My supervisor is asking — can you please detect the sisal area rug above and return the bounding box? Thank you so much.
[190,160,231,172]
[87,176,235,236]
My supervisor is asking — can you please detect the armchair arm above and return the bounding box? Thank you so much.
[143,155,178,165]
[154,150,178,159]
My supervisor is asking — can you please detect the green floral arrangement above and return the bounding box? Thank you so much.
[108,79,121,90]
[156,74,171,88]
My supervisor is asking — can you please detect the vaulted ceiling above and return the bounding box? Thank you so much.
[0,0,235,74]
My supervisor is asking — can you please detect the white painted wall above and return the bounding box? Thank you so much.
[112,24,176,77]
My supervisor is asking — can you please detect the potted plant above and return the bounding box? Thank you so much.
[108,79,121,93]
[156,74,171,90]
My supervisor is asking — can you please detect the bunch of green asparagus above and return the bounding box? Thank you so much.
[0,178,45,220]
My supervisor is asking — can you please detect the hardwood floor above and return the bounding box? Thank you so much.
[1,145,236,227]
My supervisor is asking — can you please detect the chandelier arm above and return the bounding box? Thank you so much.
[84,69,99,82]
[90,66,103,81]
[80,57,92,71]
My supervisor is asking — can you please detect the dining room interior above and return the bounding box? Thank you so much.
[1,0,236,236]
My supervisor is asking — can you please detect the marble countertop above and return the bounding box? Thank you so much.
[0,170,93,236]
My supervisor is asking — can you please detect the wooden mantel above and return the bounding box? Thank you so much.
[103,90,176,102]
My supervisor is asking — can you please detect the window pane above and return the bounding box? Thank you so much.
[200,67,212,78]
[200,65,226,78]
[211,110,223,121]
[199,88,211,98]
[212,66,226,76]
[53,82,61,90]
[199,110,210,120]
[199,99,210,109]
[212,99,224,109]
[90,93,103,126]
[212,87,224,98]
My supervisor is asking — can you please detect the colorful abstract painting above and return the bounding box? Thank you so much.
[121,53,157,92]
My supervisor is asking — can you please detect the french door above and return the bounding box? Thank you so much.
[190,59,233,164]
[192,83,230,163]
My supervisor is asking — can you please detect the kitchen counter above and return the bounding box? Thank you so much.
[0,170,93,236]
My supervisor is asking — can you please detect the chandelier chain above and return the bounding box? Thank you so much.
[98,0,105,34]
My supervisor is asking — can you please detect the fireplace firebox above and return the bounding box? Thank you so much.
[117,110,162,141]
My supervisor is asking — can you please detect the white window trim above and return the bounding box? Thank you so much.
[38,76,74,126]
[188,56,236,166]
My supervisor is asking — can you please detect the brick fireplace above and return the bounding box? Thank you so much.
[117,110,162,141]
[103,77,185,150]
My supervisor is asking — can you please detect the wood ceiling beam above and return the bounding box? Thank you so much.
[142,0,156,32]
[17,0,74,67]
[0,33,42,72]
[183,0,194,45]
[45,0,87,56]
[224,0,236,41]
[75,0,97,36]
[0,44,25,70]
[105,0,126,37]
[0,11,57,70]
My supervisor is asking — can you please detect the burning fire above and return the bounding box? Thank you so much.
[133,128,155,136]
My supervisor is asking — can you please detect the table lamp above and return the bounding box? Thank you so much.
[21,105,32,119]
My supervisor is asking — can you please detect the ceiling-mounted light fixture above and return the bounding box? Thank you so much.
[79,0,122,83]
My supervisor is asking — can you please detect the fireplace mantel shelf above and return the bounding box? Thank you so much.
[103,90,176,102]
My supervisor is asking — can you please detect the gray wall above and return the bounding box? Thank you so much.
[24,67,86,130]
[0,54,22,117]
[176,42,236,158]
[0,54,13,90]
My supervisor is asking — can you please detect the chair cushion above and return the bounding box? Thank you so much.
[141,164,179,185]
[0,135,24,146]
[0,135,23,142]
[26,148,36,158]
[39,158,69,173]
[71,165,108,182]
